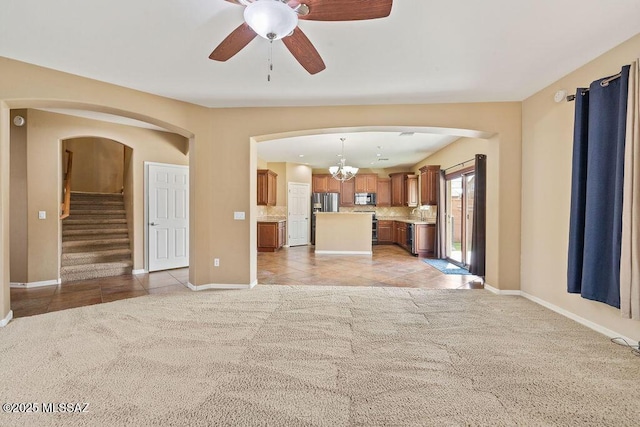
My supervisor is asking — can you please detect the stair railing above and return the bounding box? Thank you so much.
[60,150,73,219]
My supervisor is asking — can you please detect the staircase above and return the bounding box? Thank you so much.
[61,192,133,283]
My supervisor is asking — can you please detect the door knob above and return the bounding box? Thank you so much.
[149,222,159,226]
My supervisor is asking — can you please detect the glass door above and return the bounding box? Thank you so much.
[445,170,475,267]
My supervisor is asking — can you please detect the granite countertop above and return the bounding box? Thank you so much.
[257,216,286,223]
[377,216,436,225]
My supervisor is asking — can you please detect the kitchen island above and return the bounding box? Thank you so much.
[315,212,373,255]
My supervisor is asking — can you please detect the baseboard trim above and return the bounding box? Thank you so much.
[485,285,638,346]
[187,280,257,291]
[0,310,13,327]
[132,269,146,275]
[315,250,372,255]
[484,284,521,296]
[10,279,60,289]
[520,292,639,347]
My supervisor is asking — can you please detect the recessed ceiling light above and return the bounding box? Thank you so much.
[298,154,304,158]
[376,153,381,157]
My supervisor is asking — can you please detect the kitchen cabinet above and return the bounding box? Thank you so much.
[414,224,436,258]
[406,175,419,207]
[257,169,277,206]
[419,165,440,206]
[377,220,394,244]
[394,221,407,250]
[312,174,341,193]
[376,178,391,207]
[389,173,418,207]
[355,174,378,193]
[257,221,286,252]
[340,179,355,207]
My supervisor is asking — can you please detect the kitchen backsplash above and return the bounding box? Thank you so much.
[258,205,436,220]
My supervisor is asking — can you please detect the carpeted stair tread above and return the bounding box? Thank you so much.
[60,260,133,274]
[70,209,126,215]
[63,228,129,237]
[62,248,132,266]
[61,192,132,283]
[61,267,132,282]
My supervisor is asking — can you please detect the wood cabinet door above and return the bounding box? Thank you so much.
[354,175,367,193]
[405,175,418,207]
[277,222,286,248]
[420,165,440,205]
[377,178,391,206]
[327,176,341,193]
[257,222,278,252]
[378,220,393,244]
[312,175,328,193]
[365,175,377,192]
[257,169,277,206]
[414,224,436,257]
[390,173,405,206]
[267,172,277,206]
[340,179,355,207]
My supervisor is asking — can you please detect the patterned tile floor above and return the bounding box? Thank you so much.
[10,245,482,319]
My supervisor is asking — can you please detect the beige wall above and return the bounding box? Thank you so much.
[0,56,522,325]
[9,110,28,283]
[63,137,125,193]
[14,109,188,282]
[1,102,9,320]
[522,33,640,341]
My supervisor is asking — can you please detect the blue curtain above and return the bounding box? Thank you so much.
[567,65,630,308]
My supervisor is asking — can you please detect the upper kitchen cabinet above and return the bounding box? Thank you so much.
[377,178,391,207]
[354,174,378,193]
[257,169,277,206]
[340,179,355,207]
[312,174,341,193]
[419,165,440,205]
[406,175,418,207]
[389,173,418,207]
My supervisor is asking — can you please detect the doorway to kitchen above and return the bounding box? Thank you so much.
[445,167,475,268]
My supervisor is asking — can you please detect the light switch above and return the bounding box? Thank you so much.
[233,212,245,220]
[38,211,46,220]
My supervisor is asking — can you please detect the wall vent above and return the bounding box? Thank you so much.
[399,132,415,137]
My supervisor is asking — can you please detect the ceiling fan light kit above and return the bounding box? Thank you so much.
[210,0,393,75]
[244,0,298,41]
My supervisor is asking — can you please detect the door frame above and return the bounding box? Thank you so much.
[445,165,475,268]
[144,161,189,272]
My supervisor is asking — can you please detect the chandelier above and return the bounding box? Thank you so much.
[329,138,359,182]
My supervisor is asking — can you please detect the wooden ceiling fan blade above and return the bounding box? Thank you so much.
[297,0,392,21]
[209,23,257,62]
[282,27,326,74]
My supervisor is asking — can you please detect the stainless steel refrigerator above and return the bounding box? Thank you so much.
[311,192,339,245]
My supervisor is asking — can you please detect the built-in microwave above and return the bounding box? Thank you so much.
[355,192,377,206]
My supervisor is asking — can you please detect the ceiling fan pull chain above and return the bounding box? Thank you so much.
[267,40,274,82]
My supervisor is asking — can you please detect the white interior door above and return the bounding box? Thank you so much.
[147,163,189,272]
[288,182,310,246]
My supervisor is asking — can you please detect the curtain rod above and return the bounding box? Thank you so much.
[444,157,475,171]
[566,71,622,102]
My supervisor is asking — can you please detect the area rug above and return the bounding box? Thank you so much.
[1,285,638,426]
[423,258,471,274]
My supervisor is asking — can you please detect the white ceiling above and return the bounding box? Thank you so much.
[3,1,639,168]
[258,131,461,169]
[1,0,639,109]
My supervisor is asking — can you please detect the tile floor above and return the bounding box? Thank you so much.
[10,245,482,319]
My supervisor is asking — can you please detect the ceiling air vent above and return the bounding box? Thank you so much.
[378,158,389,161]
[399,132,415,137]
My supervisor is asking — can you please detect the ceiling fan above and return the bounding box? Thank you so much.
[209,0,393,75]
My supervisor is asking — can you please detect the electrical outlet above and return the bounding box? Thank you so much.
[214,258,220,267]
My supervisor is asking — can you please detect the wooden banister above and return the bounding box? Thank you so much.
[60,150,73,219]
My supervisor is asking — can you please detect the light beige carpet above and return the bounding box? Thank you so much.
[0,285,638,426]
